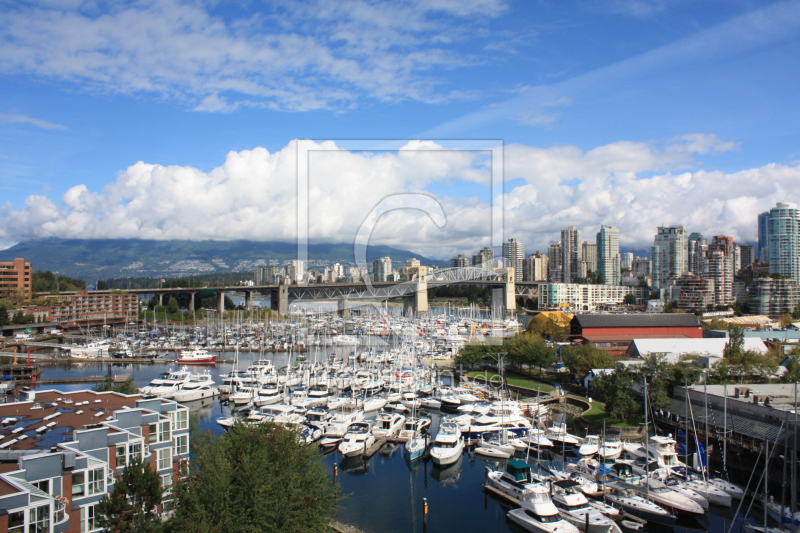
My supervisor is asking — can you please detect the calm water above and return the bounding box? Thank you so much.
[16,350,763,533]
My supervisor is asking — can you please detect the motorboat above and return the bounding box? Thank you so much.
[611,478,704,516]
[254,381,284,406]
[474,446,512,459]
[177,346,217,364]
[477,430,516,456]
[430,421,464,466]
[662,477,709,511]
[372,412,405,439]
[551,479,622,533]
[604,486,676,526]
[597,434,624,461]
[338,421,375,457]
[577,435,600,456]
[670,466,744,500]
[485,460,543,502]
[506,485,580,533]
[171,373,219,402]
[397,416,431,442]
[140,369,192,398]
[546,422,581,448]
[510,428,554,453]
[324,406,365,440]
[332,334,359,346]
[404,434,427,461]
[246,404,305,428]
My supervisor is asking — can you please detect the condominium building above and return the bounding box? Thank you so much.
[472,247,494,269]
[450,254,470,268]
[522,251,548,281]
[761,203,800,281]
[670,275,715,311]
[560,226,582,283]
[0,258,32,298]
[739,245,755,272]
[596,225,620,285]
[621,252,634,272]
[539,282,634,312]
[581,241,597,275]
[287,259,306,284]
[0,388,189,533]
[548,242,562,281]
[631,256,652,279]
[687,232,707,276]
[502,239,525,282]
[372,256,393,282]
[749,277,800,317]
[23,291,139,329]
[651,225,688,290]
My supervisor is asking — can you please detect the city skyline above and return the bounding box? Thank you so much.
[1,1,799,258]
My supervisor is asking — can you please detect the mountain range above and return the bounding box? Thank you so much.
[0,238,447,282]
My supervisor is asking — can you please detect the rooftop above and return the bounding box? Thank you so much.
[573,313,701,329]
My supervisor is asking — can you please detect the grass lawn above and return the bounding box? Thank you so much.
[466,371,555,393]
[582,407,644,427]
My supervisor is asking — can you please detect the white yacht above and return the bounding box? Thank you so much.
[430,421,464,466]
[551,479,622,533]
[506,484,580,533]
[576,435,600,457]
[597,434,624,461]
[171,373,219,402]
[486,460,543,502]
[372,412,405,439]
[140,369,192,398]
[338,421,375,457]
[397,416,431,442]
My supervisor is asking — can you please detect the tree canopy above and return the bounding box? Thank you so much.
[167,422,339,533]
[526,314,569,341]
[97,455,163,533]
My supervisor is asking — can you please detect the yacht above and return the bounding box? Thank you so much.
[429,421,464,466]
[545,422,581,448]
[372,412,405,440]
[576,435,600,457]
[171,373,219,402]
[321,406,365,446]
[611,478,705,516]
[486,460,542,502]
[177,346,217,364]
[254,380,284,406]
[551,479,622,533]
[597,434,624,461]
[397,416,431,442]
[506,484,580,533]
[338,421,375,457]
[140,369,192,398]
[604,485,676,526]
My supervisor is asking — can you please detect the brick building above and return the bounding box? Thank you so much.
[0,258,32,298]
[0,388,189,532]
[20,291,139,330]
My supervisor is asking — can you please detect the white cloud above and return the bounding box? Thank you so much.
[0,113,67,130]
[1,138,797,258]
[0,0,507,112]
[668,133,738,154]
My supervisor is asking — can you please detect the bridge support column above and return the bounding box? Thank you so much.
[504,273,516,317]
[218,291,225,314]
[245,291,253,311]
[403,295,414,316]
[270,285,288,316]
[337,298,350,318]
[414,278,428,315]
[157,293,163,306]
[188,291,196,311]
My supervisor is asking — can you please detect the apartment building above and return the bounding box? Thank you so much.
[0,388,189,532]
[0,258,32,298]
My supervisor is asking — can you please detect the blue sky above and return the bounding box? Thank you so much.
[1,0,799,258]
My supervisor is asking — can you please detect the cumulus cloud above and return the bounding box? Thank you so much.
[1,137,797,258]
[0,0,507,112]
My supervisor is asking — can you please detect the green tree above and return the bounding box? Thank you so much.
[97,280,110,290]
[723,326,745,359]
[640,354,673,411]
[454,342,492,367]
[623,294,637,305]
[166,297,180,314]
[504,333,556,373]
[11,311,35,324]
[96,455,163,532]
[168,422,339,533]
[0,305,8,326]
[562,344,615,375]
[92,377,140,395]
[591,366,639,421]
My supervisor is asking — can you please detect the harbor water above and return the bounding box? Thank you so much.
[13,348,771,533]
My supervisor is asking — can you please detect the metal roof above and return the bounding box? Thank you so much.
[573,313,701,329]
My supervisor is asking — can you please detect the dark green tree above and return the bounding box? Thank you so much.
[92,377,139,395]
[0,305,8,326]
[623,294,637,305]
[504,333,556,374]
[167,422,340,533]
[591,366,639,421]
[96,455,163,532]
[454,342,492,368]
[723,326,745,359]
[166,297,180,314]
[97,280,110,290]
[562,344,615,375]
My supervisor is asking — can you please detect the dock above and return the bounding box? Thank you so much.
[15,374,131,385]
[363,437,388,458]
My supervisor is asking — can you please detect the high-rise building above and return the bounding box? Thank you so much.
[621,252,634,272]
[502,239,525,282]
[522,251,548,281]
[762,202,800,281]
[450,254,470,268]
[596,225,620,285]
[651,225,688,290]
[547,242,562,281]
[472,247,494,269]
[406,258,420,269]
[287,259,306,284]
[561,226,582,283]
[749,277,800,317]
[740,245,755,271]
[0,257,32,298]
[758,210,771,262]
[372,256,393,282]
[632,256,651,278]
[687,232,707,276]
[582,241,597,274]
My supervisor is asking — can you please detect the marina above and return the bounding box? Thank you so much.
[6,325,791,533]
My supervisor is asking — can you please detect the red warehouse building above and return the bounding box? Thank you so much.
[569,313,703,355]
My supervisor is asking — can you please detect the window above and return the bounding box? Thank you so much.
[159,420,171,442]
[149,423,158,444]
[117,441,142,468]
[174,434,188,456]
[8,510,24,533]
[87,467,104,496]
[116,445,127,467]
[172,409,188,430]
[158,448,172,471]
[81,504,99,532]
[161,474,174,504]
[32,479,50,493]
[29,505,51,533]
[72,471,85,496]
